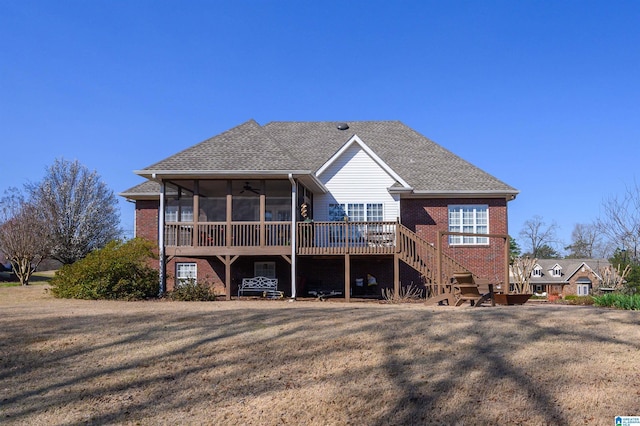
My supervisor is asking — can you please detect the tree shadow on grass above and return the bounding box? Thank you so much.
[0,303,638,424]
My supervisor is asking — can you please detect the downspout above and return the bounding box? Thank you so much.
[288,174,297,299]
[158,179,166,296]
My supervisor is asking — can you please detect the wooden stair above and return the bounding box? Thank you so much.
[396,224,475,304]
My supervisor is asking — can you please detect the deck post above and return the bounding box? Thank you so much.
[193,181,199,247]
[436,231,443,297]
[344,252,351,302]
[394,253,400,296]
[226,181,232,247]
[225,255,231,300]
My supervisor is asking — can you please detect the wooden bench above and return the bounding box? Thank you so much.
[238,276,282,298]
[453,272,495,307]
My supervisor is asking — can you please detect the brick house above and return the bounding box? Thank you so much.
[526,259,610,297]
[120,120,519,301]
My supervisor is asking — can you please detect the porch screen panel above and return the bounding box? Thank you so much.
[232,180,260,221]
[266,181,291,221]
[199,180,227,221]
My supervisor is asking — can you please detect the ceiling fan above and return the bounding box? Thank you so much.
[240,182,260,195]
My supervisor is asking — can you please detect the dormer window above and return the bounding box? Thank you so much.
[531,266,542,277]
[551,264,562,277]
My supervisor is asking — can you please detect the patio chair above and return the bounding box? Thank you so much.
[453,272,495,307]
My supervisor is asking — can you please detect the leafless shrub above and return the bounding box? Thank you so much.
[381,284,424,303]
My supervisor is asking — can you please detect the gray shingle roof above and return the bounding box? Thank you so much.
[263,121,516,193]
[123,119,518,197]
[528,259,610,284]
[119,180,160,198]
[142,119,301,172]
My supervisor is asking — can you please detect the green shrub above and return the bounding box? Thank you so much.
[563,295,594,305]
[167,279,217,301]
[49,238,159,300]
[593,293,640,310]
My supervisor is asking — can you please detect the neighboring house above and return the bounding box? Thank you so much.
[120,120,519,300]
[523,259,610,296]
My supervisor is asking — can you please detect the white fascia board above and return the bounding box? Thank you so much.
[315,135,412,190]
[406,190,519,200]
[135,169,312,179]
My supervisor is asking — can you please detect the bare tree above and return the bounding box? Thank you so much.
[28,159,121,264]
[519,215,559,258]
[0,189,50,285]
[598,182,640,262]
[509,256,536,294]
[598,264,631,292]
[566,223,608,259]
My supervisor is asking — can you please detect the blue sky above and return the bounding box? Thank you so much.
[2,1,639,253]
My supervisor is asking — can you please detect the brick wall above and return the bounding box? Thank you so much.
[400,198,510,281]
[134,196,512,294]
[135,200,159,241]
[165,256,225,294]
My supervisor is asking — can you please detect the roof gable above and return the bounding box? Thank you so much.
[264,121,517,195]
[316,134,412,190]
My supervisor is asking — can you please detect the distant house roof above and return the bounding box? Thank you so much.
[121,120,518,199]
[528,259,609,284]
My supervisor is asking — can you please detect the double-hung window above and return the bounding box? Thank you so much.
[176,262,197,286]
[448,205,488,245]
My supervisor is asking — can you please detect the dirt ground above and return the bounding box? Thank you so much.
[1,285,639,425]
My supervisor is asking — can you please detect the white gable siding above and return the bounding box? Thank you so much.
[315,143,399,221]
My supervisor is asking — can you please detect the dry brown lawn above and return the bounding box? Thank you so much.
[1,286,639,425]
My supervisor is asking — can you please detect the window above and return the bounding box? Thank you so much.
[532,266,542,277]
[552,265,562,277]
[176,263,197,286]
[367,204,384,222]
[329,203,384,222]
[255,261,276,278]
[348,204,365,221]
[448,205,488,245]
[577,284,589,296]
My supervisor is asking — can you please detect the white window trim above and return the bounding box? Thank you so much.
[448,205,489,245]
[176,262,197,286]
[329,203,384,222]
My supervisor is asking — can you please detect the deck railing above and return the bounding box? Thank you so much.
[165,221,292,248]
[297,221,397,255]
[165,220,396,253]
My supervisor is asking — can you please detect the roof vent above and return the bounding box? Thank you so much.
[336,123,349,130]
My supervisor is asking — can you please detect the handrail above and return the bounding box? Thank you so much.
[396,223,472,286]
